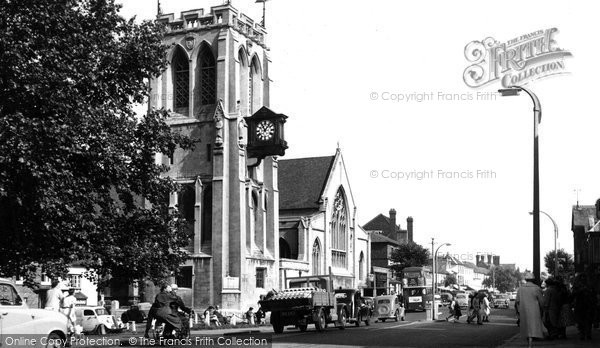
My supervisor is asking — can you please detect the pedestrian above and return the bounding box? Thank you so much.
[245,307,255,325]
[445,299,455,321]
[61,288,77,333]
[542,277,562,339]
[516,272,545,347]
[480,293,491,322]
[44,280,65,311]
[571,273,596,340]
[453,299,462,321]
[467,292,482,325]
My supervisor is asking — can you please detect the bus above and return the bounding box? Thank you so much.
[402,266,432,311]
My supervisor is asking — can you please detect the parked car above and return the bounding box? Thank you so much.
[493,294,510,309]
[334,289,373,326]
[75,306,124,334]
[455,293,469,310]
[508,292,517,301]
[362,296,375,316]
[0,278,70,348]
[373,295,404,322]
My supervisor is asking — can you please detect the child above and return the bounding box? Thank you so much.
[453,300,462,322]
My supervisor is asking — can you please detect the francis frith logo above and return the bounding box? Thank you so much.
[463,28,572,88]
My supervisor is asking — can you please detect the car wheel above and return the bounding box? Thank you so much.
[45,332,64,348]
[97,324,107,335]
[338,309,347,330]
[315,308,326,332]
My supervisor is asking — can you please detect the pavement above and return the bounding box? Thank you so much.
[499,325,599,347]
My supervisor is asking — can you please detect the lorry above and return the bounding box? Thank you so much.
[258,274,349,333]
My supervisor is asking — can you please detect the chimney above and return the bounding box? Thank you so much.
[487,254,492,264]
[493,255,500,266]
[475,255,480,265]
[407,216,413,242]
[389,208,397,239]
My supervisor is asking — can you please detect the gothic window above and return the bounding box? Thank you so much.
[198,46,216,105]
[279,238,291,259]
[248,56,261,114]
[359,252,365,281]
[178,184,195,253]
[238,49,249,115]
[312,239,321,275]
[248,63,254,114]
[201,184,212,253]
[331,188,347,268]
[172,46,189,113]
[252,192,262,250]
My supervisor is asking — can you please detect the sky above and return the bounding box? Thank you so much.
[119,0,600,273]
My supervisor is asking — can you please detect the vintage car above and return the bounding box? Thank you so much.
[334,289,373,327]
[74,306,124,334]
[373,295,404,322]
[0,279,70,348]
[454,293,469,310]
[493,294,510,309]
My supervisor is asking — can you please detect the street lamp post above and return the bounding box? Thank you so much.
[433,242,451,320]
[529,210,559,277]
[499,86,542,285]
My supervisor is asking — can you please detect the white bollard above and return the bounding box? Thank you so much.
[131,321,136,333]
[126,322,130,331]
[194,311,198,325]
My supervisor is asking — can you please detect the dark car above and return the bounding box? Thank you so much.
[121,305,146,323]
[334,289,373,327]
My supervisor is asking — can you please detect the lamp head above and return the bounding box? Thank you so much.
[498,87,521,96]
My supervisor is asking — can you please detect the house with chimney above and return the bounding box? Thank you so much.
[362,209,414,295]
[572,199,600,275]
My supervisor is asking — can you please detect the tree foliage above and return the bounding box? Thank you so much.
[482,266,522,293]
[390,241,430,276]
[0,0,194,287]
[444,273,457,287]
[544,248,575,280]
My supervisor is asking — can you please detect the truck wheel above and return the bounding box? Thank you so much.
[272,312,284,334]
[355,314,361,327]
[338,309,347,330]
[298,324,308,332]
[315,308,326,332]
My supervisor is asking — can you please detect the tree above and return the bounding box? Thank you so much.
[390,241,430,277]
[444,273,457,287]
[0,0,194,287]
[544,249,575,280]
[482,266,521,293]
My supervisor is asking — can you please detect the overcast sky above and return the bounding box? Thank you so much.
[119,0,600,273]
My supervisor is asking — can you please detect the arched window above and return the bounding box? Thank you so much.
[238,49,249,114]
[279,238,291,259]
[251,191,262,251]
[312,239,321,275]
[359,252,365,281]
[201,184,212,253]
[248,56,261,114]
[198,45,216,105]
[331,188,347,268]
[172,46,189,113]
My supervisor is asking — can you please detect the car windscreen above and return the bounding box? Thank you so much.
[377,299,390,304]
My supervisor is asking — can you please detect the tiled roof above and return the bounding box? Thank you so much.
[278,155,335,211]
[371,232,401,245]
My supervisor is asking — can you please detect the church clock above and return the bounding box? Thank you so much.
[245,106,288,159]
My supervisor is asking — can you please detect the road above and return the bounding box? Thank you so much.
[95,306,518,348]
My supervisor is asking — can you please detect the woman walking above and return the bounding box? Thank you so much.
[516,272,545,347]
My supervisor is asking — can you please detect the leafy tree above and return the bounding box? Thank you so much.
[544,248,575,280]
[482,266,521,293]
[444,273,457,287]
[0,0,194,287]
[390,241,430,277]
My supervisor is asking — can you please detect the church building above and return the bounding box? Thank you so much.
[144,3,284,312]
[278,149,371,290]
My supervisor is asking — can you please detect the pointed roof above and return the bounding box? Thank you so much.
[370,232,401,246]
[572,205,597,230]
[278,155,335,211]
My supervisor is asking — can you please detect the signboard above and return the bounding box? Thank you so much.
[408,296,422,303]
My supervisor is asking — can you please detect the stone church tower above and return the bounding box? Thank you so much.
[148,3,279,311]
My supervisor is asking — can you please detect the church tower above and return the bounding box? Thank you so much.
[148,3,279,311]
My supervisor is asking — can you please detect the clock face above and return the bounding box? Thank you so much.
[256,120,275,141]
